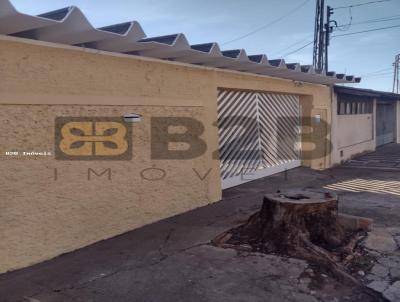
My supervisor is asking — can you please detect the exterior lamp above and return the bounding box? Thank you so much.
[123,113,142,123]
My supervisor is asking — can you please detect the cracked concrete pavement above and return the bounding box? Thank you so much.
[2,145,400,302]
[363,227,400,301]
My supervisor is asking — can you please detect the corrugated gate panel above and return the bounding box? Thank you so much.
[217,90,262,180]
[217,89,301,189]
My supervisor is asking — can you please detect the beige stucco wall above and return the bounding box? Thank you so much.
[331,93,376,165]
[0,35,332,273]
[0,105,214,271]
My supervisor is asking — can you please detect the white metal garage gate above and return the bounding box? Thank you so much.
[217,89,301,189]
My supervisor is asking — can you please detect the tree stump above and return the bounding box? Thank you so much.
[213,189,361,285]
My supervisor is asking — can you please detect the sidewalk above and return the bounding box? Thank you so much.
[2,145,400,301]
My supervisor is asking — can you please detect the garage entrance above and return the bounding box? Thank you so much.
[217,89,301,189]
[376,102,396,147]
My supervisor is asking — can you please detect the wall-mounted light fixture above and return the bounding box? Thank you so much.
[123,113,142,123]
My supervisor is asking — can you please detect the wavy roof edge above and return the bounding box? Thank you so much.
[0,0,361,85]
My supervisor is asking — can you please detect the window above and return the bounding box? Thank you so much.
[338,101,346,115]
[337,95,373,115]
[352,102,357,114]
[357,102,362,114]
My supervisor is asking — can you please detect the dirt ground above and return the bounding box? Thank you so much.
[2,144,400,302]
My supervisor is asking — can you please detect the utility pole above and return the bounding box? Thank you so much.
[393,54,400,94]
[313,0,324,72]
[324,6,334,72]
[313,1,336,73]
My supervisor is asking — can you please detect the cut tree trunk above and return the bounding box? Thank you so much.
[213,190,362,285]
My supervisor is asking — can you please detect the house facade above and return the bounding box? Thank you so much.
[0,35,337,273]
[0,0,364,273]
[331,86,400,166]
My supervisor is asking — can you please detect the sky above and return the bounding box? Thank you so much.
[10,0,400,92]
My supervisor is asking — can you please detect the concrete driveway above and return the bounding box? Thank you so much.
[2,144,400,302]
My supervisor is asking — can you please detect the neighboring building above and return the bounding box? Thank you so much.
[0,0,363,273]
[331,86,400,166]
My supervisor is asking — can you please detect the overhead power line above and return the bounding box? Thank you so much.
[334,7,353,32]
[274,1,397,60]
[369,14,400,20]
[332,24,400,37]
[333,0,392,10]
[280,23,399,57]
[337,15,400,28]
[309,0,393,72]
[363,72,394,78]
[271,34,313,57]
[282,41,314,58]
[361,67,393,76]
[222,0,312,45]
[275,13,400,58]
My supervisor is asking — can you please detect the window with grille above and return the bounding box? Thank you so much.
[337,95,373,115]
